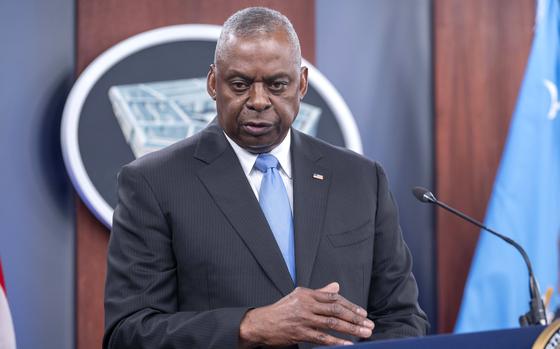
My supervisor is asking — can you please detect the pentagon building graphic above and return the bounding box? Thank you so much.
[108,78,322,158]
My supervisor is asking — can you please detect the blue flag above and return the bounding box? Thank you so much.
[455,0,560,333]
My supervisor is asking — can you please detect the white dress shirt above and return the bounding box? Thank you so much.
[224,131,294,213]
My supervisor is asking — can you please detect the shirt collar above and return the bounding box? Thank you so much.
[223,130,292,179]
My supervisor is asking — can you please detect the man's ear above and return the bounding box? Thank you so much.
[207,64,217,100]
[299,66,309,99]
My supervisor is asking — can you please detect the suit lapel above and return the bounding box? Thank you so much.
[195,123,294,296]
[291,130,331,288]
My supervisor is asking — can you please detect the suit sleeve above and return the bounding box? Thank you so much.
[366,163,430,340]
[103,164,249,349]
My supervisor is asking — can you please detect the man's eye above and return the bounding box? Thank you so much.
[269,81,288,92]
[231,81,249,91]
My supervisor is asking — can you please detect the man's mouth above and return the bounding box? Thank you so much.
[241,121,274,136]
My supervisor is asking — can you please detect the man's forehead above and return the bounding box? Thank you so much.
[224,33,290,51]
[216,31,298,65]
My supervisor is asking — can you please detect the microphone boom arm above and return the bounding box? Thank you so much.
[414,187,548,326]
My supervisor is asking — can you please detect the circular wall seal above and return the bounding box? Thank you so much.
[532,319,560,349]
[61,24,363,228]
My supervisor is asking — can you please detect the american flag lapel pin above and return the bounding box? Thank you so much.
[312,173,324,180]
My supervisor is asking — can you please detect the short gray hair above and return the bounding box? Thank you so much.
[214,7,302,66]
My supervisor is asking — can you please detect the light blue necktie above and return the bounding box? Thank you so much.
[254,154,296,282]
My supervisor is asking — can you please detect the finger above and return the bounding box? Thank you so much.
[309,313,373,339]
[316,282,339,293]
[313,291,370,319]
[302,327,353,346]
[312,299,374,330]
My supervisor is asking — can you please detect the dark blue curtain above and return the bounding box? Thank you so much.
[0,1,75,348]
[316,0,435,330]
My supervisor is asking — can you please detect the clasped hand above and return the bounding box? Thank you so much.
[239,282,375,347]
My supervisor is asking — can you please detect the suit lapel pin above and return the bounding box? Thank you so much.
[312,173,324,180]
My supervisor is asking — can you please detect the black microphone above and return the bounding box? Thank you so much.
[412,186,548,327]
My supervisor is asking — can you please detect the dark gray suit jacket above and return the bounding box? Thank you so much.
[103,122,428,348]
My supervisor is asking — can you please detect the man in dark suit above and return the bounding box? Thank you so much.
[104,7,428,349]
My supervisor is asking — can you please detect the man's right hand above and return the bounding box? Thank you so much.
[239,282,375,347]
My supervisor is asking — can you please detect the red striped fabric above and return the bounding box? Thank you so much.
[0,257,16,348]
[0,259,6,294]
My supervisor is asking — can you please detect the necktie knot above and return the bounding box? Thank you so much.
[254,154,279,173]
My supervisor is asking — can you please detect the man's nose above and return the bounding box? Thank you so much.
[246,82,272,111]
